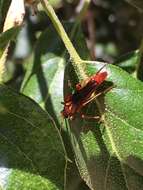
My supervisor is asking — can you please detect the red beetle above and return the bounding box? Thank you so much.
[61,68,108,119]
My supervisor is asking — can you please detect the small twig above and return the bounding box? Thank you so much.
[76,0,91,21]
[136,37,143,80]
[86,10,96,60]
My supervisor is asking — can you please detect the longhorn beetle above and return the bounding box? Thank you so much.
[61,65,111,120]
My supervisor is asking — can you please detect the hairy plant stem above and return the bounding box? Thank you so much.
[40,0,88,80]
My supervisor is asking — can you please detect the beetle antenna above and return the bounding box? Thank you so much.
[96,63,107,74]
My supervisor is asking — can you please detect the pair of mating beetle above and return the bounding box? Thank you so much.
[61,65,111,120]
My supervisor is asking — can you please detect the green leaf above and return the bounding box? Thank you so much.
[0,26,20,58]
[65,61,143,189]
[115,50,138,70]
[0,84,66,190]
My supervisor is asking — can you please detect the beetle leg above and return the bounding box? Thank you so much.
[81,113,100,120]
[82,85,114,107]
[82,92,101,106]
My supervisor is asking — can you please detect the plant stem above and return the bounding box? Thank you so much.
[137,37,143,80]
[40,0,87,79]
[76,0,90,21]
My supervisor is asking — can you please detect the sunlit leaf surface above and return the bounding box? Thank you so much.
[0,85,66,190]
[65,62,143,190]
